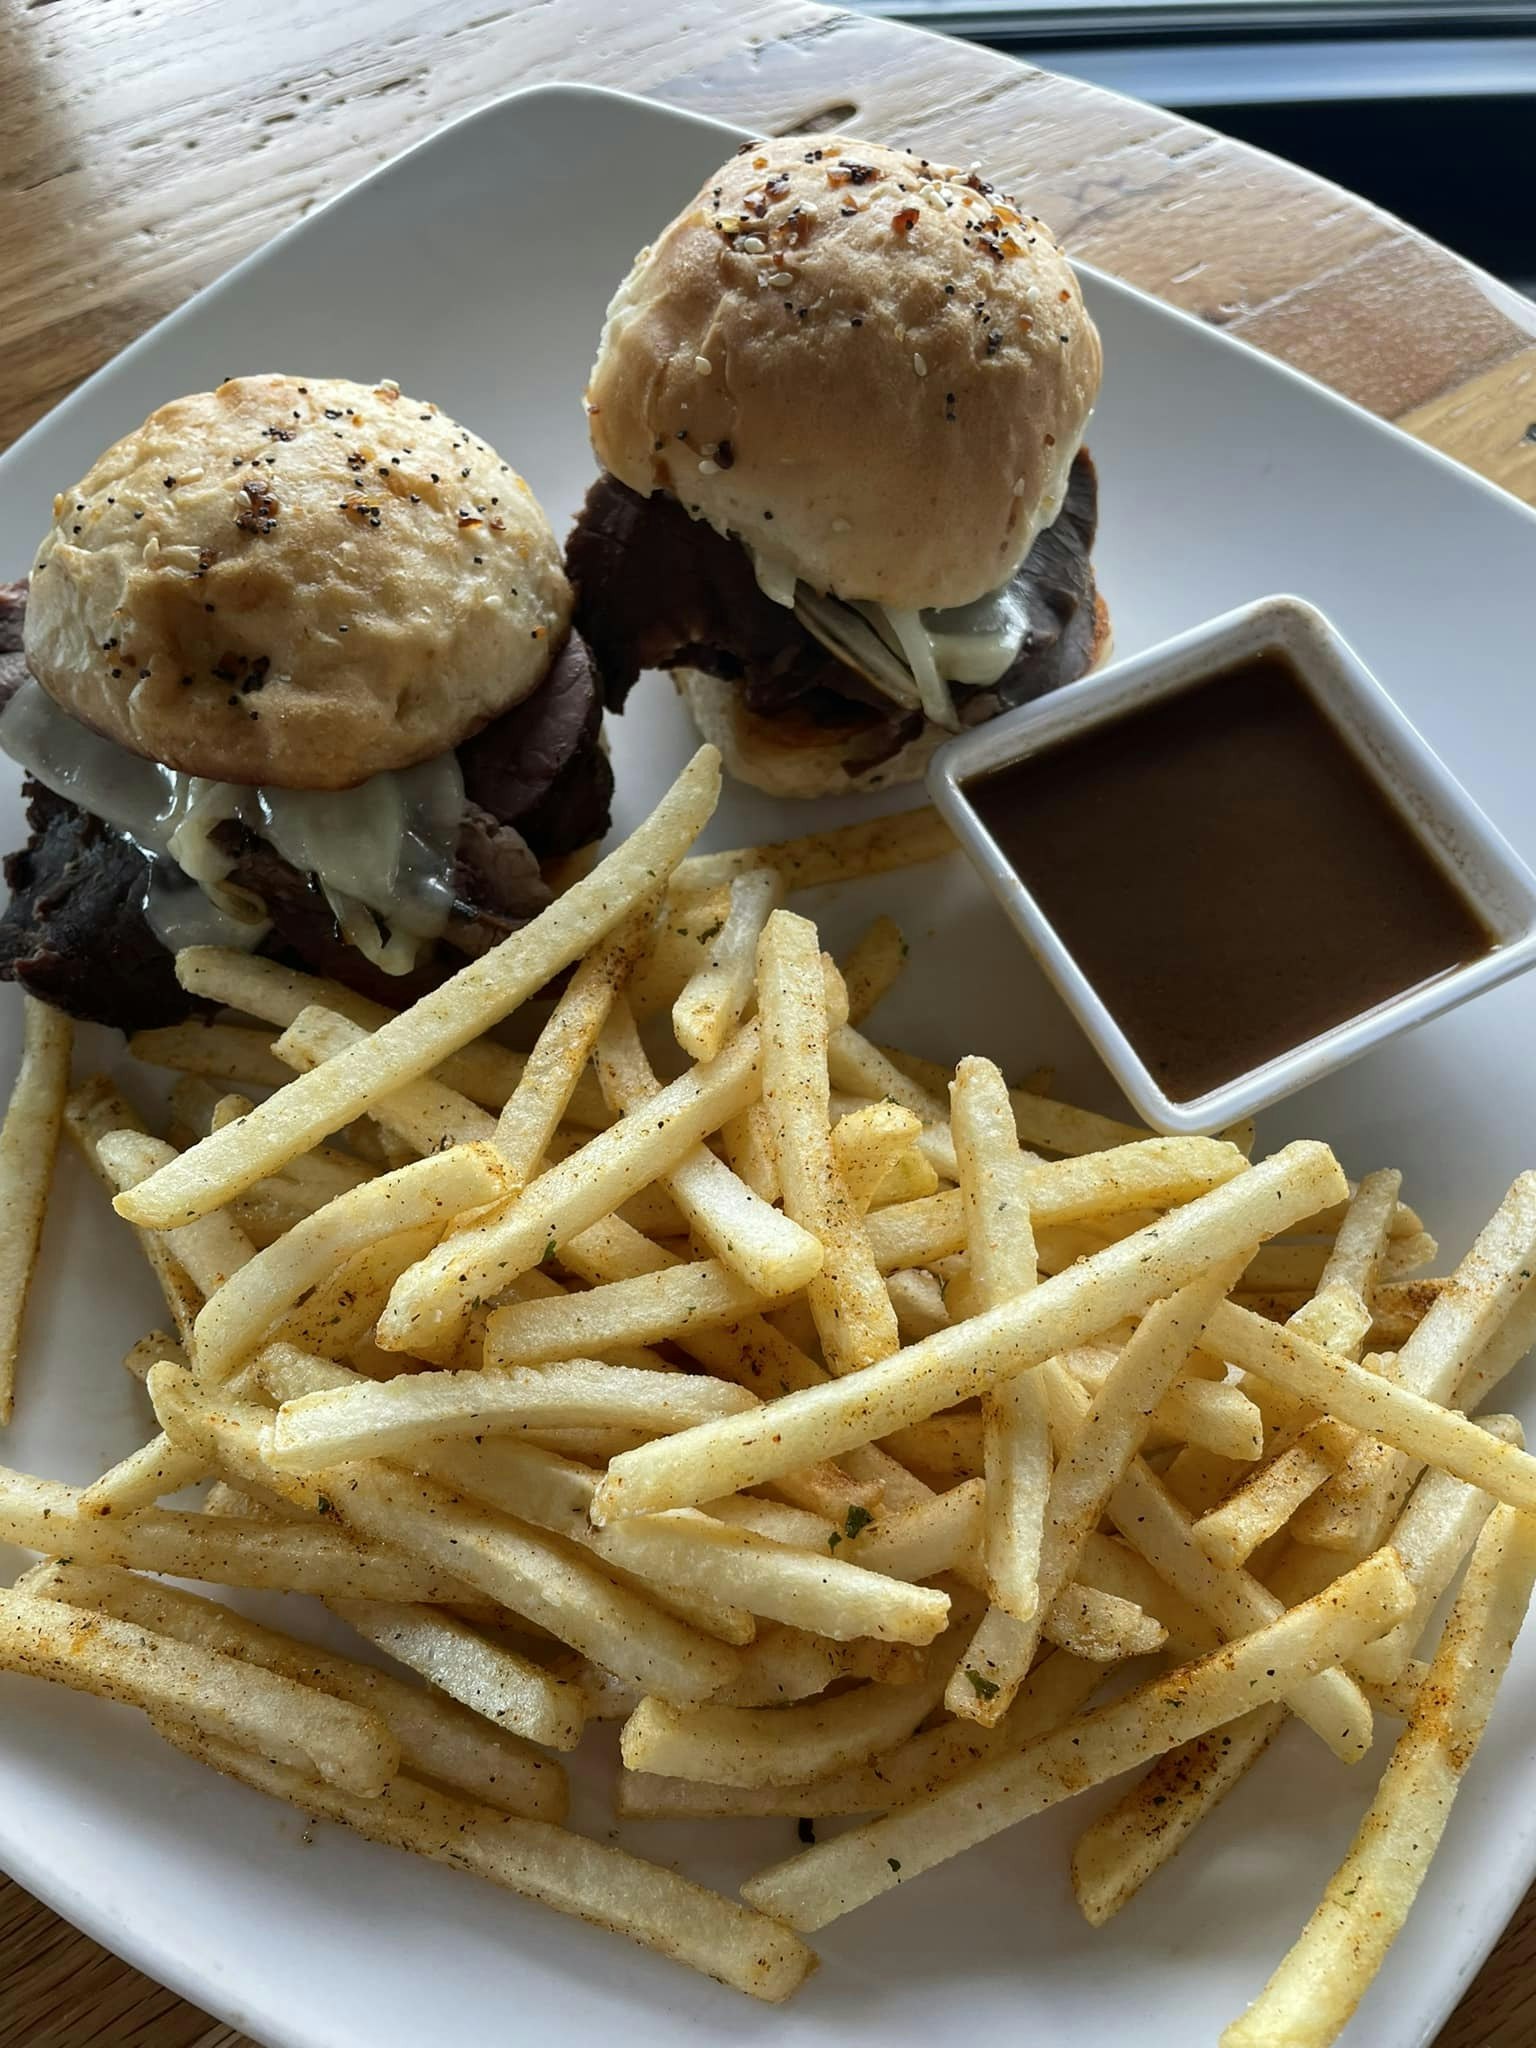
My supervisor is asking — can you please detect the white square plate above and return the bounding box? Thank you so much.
[2,82,1535,2048]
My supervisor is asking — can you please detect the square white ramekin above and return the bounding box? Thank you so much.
[928,595,1536,1134]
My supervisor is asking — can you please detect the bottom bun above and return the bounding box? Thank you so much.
[677,595,1113,799]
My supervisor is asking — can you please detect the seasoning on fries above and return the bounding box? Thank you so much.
[0,745,1531,2033]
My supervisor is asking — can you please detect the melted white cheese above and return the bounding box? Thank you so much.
[0,679,463,975]
[754,547,1032,719]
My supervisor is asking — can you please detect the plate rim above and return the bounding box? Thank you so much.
[2,75,1533,2048]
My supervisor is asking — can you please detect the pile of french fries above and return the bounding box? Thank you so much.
[0,744,1534,2038]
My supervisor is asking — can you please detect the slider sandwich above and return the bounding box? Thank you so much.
[0,375,613,1028]
[568,135,1109,796]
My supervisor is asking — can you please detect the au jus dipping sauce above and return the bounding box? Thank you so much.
[965,650,1496,1102]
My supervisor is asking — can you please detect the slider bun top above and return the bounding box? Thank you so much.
[586,136,1101,614]
[24,374,570,790]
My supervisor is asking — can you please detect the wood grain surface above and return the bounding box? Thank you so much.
[1,2,1534,2044]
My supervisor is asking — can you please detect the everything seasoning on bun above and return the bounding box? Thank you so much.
[566,136,1109,798]
[0,374,613,1029]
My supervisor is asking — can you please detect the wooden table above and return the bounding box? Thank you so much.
[1,3,1534,2043]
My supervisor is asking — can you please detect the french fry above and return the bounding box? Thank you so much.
[718,1103,779,1204]
[274,1006,500,1158]
[590,1512,950,1645]
[1350,1413,1523,1683]
[1072,1703,1286,1925]
[594,1142,1345,1521]
[0,996,71,1423]
[1042,1583,1166,1662]
[840,1441,934,1512]
[1241,1230,1429,1299]
[740,1548,1412,1930]
[952,1055,1039,1313]
[326,1597,586,1753]
[845,1477,985,1584]
[757,910,898,1375]
[828,1025,945,1121]
[670,804,955,896]
[1075,1529,1218,1657]
[494,906,654,1183]
[1239,1280,1444,1346]
[128,1019,289,1089]
[151,1370,740,1704]
[838,915,908,1027]
[514,1211,826,1402]
[1297,1172,1536,1550]
[0,1588,399,1794]
[619,1645,1104,1820]
[175,946,388,1032]
[1103,1443,1377,1762]
[192,1144,510,1381]
[703,1493,841,1548]
[944,1053,1049,1720]
[865,1135,1249,1272]
[672,868,783,1062]
[1204,1299,1536,1517]
[23,1561,565,1815]
[153,1722,815,2002]
[826,1027,957,1181]
[886,1267,949,1342]
[117,749,721,1228]
[699,1624,923,1708]
[78,1431,207,1516]
[868,1146,942,1209]
[592,999,823,1296]
[1006,1091,1150,1158]
[958,1268,1241,1725]
[1145,1377,1264,1461]
[1191,1420,1356,1572]
[626,884,731,1020]
[95,1130,258,1302]
[878,1414,983,1484]
[122,1329,188,1379]
[620,1640,953,1789]
[488,1260,791,1366]
[251,1352,757,1648]
[1190,1196,1388,1571]
[177,946,619,1130]
[379,1018,765,1354]
[493,1264,676,1375]
[1320,1166,1405,1291]
[829,1100,925,1213]
[273,1220,442,1364]
[0,1462,476,1601]
[1452,1276,1536,1413]
[64,1081,198,1342]
[268,1357,756,1470]
[876,1043,954,1100]
[1222,1506,1536,2048]
[372,1416,928,1646]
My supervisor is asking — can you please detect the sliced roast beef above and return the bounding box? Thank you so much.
[0,583,27,712]
[0,572,617,1030]
[452,804,553,948]
[565,451,1100,726]
[459,632,609,855]
[211,803,554,1006]
[0,583,24,657]
[990,450,1100,711]
[0,779,191,1029]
